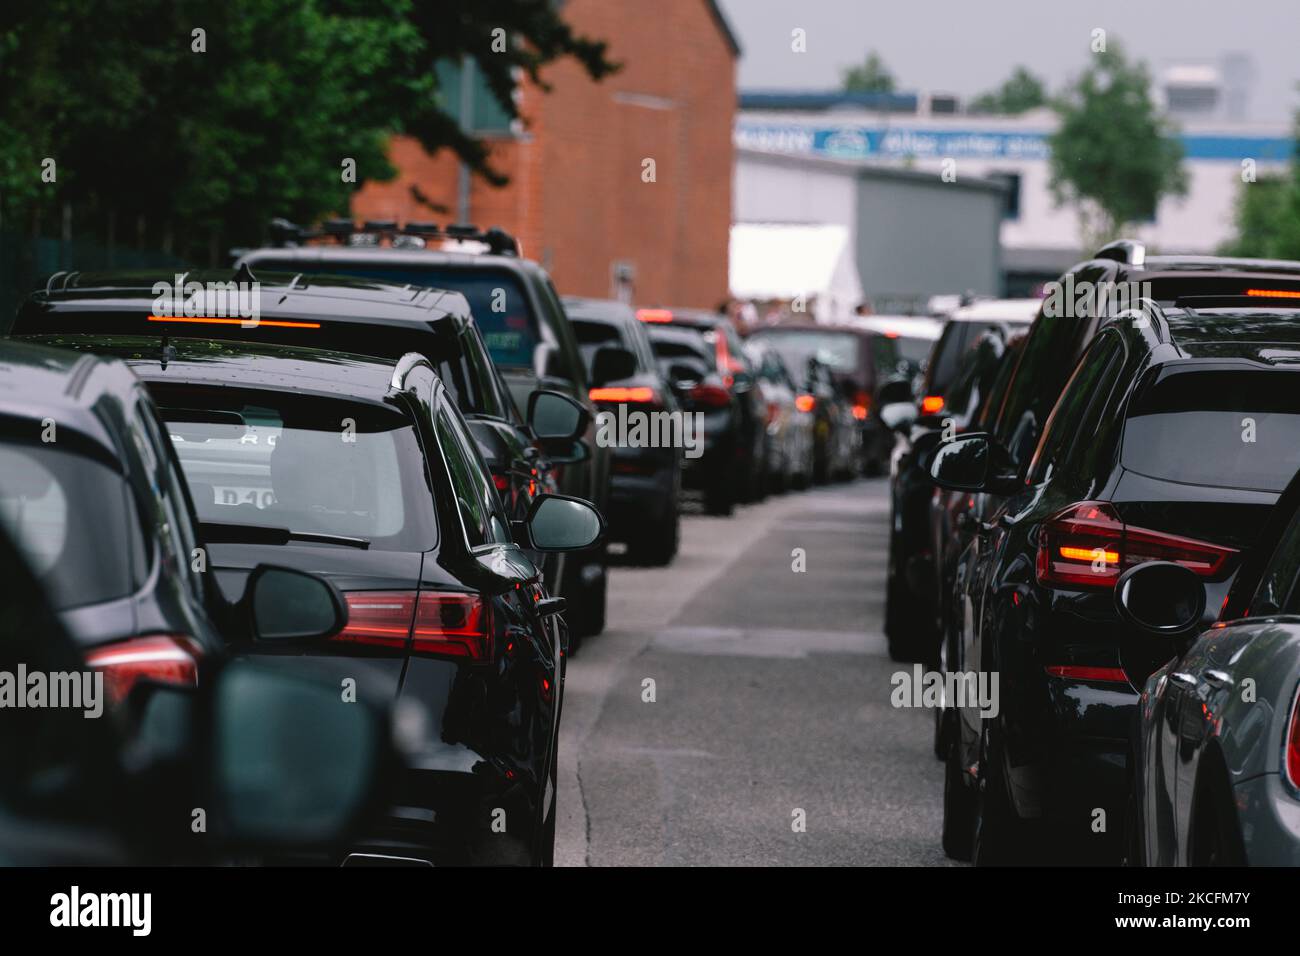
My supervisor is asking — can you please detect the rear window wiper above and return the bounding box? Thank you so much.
[200,521,370,549]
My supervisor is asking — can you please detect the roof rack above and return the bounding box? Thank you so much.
[267,218,520,257]
[1094,239,1146,267]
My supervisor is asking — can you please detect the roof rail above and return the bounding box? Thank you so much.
[1094,239,1146,267]
[44,271,68,296]
[266,218,520,257]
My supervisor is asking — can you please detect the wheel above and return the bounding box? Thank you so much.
[972,722,1034,866]
[942,734,976,861]
[566,553,607,639]
[704,468,735,516]
[628,505,679,566]
[1189,758,1246,866]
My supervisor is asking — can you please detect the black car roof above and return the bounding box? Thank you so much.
[239,245,546,281]
[22,269,473,329]
[0,338,141,460]
[19,334,411,405]
[562,297,637,326]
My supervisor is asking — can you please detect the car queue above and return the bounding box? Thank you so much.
[880,240,1300,866]
[0,219,889,866]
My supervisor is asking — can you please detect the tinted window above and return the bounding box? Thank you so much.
[1027,335,1123,485]
[648,328,714,380]
[751,330,860,377]
[975,337,1024,430]
[1249,501,1300,616]
[153,386,437,552]
[0,443,142,610]
[942,333,1004,425]
[893,334,934,368]
[1121,369,1300,493]
[434,399,511,548]
[282,263,541,369]
[571,318,624,379]
[923,321,1004,397]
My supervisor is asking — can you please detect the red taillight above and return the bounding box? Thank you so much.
[337,591,416,649]
[335,591,491,661]
[412,592,491,660]
[1286,685,1300,791]
[853,390,872,420]
[492,472,510,493]
[690,383,732,407]
[921,395,944,414]
[1044,664,1129,684]
[636,308,673,323]
[589,386,658,403]
[85,635,200,707]
[795,394,816,413]
[1035,501,1237,590]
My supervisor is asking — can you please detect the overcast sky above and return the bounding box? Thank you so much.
[715,0,1300,124]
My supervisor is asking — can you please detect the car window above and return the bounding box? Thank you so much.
[942,333,1004,424]
[1249,501,1300,616]
[571,318,623,379]
[429,325,513,421]
[136,400,205,605]
[434,397,512,549]
[1026,334,1123,486]
[974,338,1024,430]
[751,329,859,378]
[1121,369,1300,493]
[153,385,437,552]
[0,441,144,611]
[922,322,1004,397]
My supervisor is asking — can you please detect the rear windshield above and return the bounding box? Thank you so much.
[1122,369,1300,492]
[571,318,624,379]
[267,262,540,369]
[893,335,935,368]
[0,443,141,610]
[647,328,713,380]
[923,322,1004,396]
[149,385,437,551]
[752,330,860,378]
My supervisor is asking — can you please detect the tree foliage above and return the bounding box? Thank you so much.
[1220,110,1300,258]
[0,0,618,260]
[968,66,1046,115]
[1048,43,1187,249]
[841,52,894,95]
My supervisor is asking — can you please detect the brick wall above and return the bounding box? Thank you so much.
[352,0,736,310]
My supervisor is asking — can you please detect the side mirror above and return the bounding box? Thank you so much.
[528,389,590,441]
[515,493,605,552]
[246,565,346,642]
[207,660,393,848]
[589,346,637,388]
[927,433,1019,494]
[1115,562,1206,635]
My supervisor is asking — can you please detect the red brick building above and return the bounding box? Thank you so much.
[352,0,739,309]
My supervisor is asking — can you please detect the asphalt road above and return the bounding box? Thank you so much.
[555,477,957,866]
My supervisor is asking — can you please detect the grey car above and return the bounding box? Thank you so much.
[1124,467,1300,865]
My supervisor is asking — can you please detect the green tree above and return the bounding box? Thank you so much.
[968,66,1046,115]
[1048,43,1187,250]
[1219,108,1300,258]
[842,52,894,95]
[0,0,618,261]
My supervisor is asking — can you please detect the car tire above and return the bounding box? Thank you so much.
[629,505,679,566]
[972,722,1034,866]
[704,469,735,516]
[566,552,607,640]
[942,735,976,861]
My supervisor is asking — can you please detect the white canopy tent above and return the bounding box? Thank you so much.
[729,222,864,323]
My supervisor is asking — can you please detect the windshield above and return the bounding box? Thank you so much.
[0,443,142,610]
[150,386,437,551]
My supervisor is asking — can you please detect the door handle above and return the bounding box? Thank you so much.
[1168,671,1198,689]
[1202,669,1232,689]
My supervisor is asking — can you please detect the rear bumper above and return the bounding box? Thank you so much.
[606,448,677,533]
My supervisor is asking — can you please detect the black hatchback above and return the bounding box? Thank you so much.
[30,334,602,866]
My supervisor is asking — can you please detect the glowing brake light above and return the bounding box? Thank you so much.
[1035,501,1237,590]
[1244,288,1300,299]
[920,395,944,414]
[85,635,200,707]
[589,386,657,403]
[336,591,492,661]
[148,315,321,329]
[853,390,872,420]
[795,394,816,413]
[636,308,674,323]
[1044,665,1129,684]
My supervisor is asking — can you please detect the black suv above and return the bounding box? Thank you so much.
[563,296,683,565]
[235,222,611,638]
[28,333,602,866]
[932,284,1300,865]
